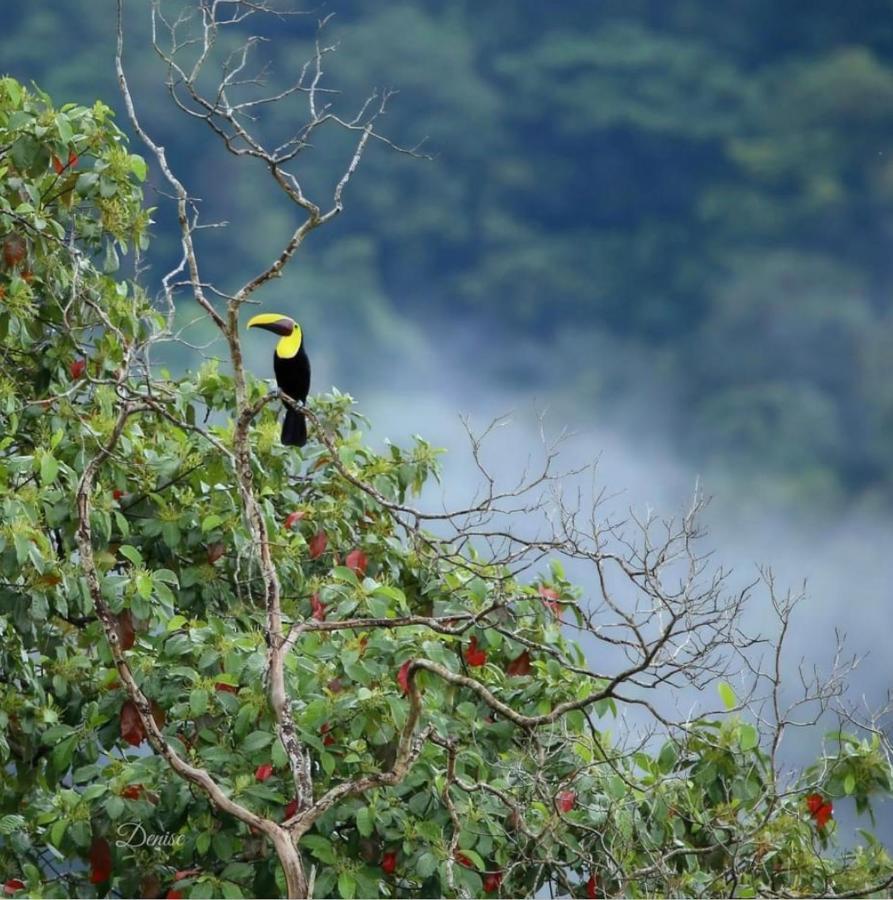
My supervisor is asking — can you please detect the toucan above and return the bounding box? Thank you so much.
[247,313,310,446]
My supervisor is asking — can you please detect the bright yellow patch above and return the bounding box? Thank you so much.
[276,326,303,359]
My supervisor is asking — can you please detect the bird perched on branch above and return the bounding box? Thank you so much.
[247,312,310,447]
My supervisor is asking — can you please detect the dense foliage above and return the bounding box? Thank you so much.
[2,79,893,899]
[2,1,893,508]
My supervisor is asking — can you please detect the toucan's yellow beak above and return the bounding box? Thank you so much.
[247,313,295,336]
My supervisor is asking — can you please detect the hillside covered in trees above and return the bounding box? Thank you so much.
[3,0,893,510]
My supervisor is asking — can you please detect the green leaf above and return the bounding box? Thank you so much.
[241,731,274,753]
[844,772,856,795]
[190,688,209,717]
[338,871,356,900]
[202,514,223,533]
[50,735,77,772]
[717,681,737,711]
[49,818,67,848]
[0,815,26,836]
[40,453,59,486]
[105,795,125,820]
[356,806,374,837]
[129,154,148,181]
[119,544,143,565]
[416,851,437,879]
[739,723,759,752]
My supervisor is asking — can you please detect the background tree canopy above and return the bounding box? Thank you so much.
[2,0,893,510]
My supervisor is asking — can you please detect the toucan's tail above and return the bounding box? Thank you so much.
[281,407,307,447]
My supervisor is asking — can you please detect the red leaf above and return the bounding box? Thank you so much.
[150,701,166,728]
[538,585,564,617]
[112,488,124,501]
[89,836,112,884]
[52,155,64,174]
[327,677,345,694]
[320,722,336,746]
[397,660,412,695]
[121,784,142,800]
[455,853,474,869]
[380,851,397,875]
[120,700,145,747]
[69,358,86,380]
[308,529,327,559]
[2,234,26,268]
[255,763,274,782]
[115,609,136,651]
[586,873,598,898]
[284,797,299,820]
[506,650,532,677]
[806,793,833,829]
[557,790,576,813]
[284,510,305,529]
[215,682,238,694]
[464,637,487,667]
[3,880,25,895]
[166,892,184,900]
[207,542,226,564]
[310,593,326,622]
[483,871,503,893]
[345,548,368,577]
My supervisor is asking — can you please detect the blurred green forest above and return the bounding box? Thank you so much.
[3,1,893,509]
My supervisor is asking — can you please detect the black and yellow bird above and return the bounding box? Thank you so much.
[247,312,310,446]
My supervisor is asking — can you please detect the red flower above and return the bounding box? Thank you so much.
[214,682,238,694]
[284,797,299,819]
[52,155,64,174]
[112,489,124,501]
[455,853,474,869]
[557,790,576,813]
[345,548,368,577]
[3,880,25,895]
[89,836,112,884]
[255,763,274,782]
[308,529,327,559]
[483,871,502,893]
[310,593,326,622]
[506,650,532,677]
[397,660,412,695]
[806,793,833,829]
[380,851,397,875]
[586,873,598,898]
[120,699,145,747]
[69,358,86,380]
[68,150,79,169]
[464,637,487,667]
[284,510,305,529]
[320,722,336,746]
[121,784,142,800]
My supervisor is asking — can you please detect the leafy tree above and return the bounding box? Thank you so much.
[1,7,892,899]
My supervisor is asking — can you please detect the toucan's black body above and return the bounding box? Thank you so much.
[247,313,311,447]
[274,342,311,446]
